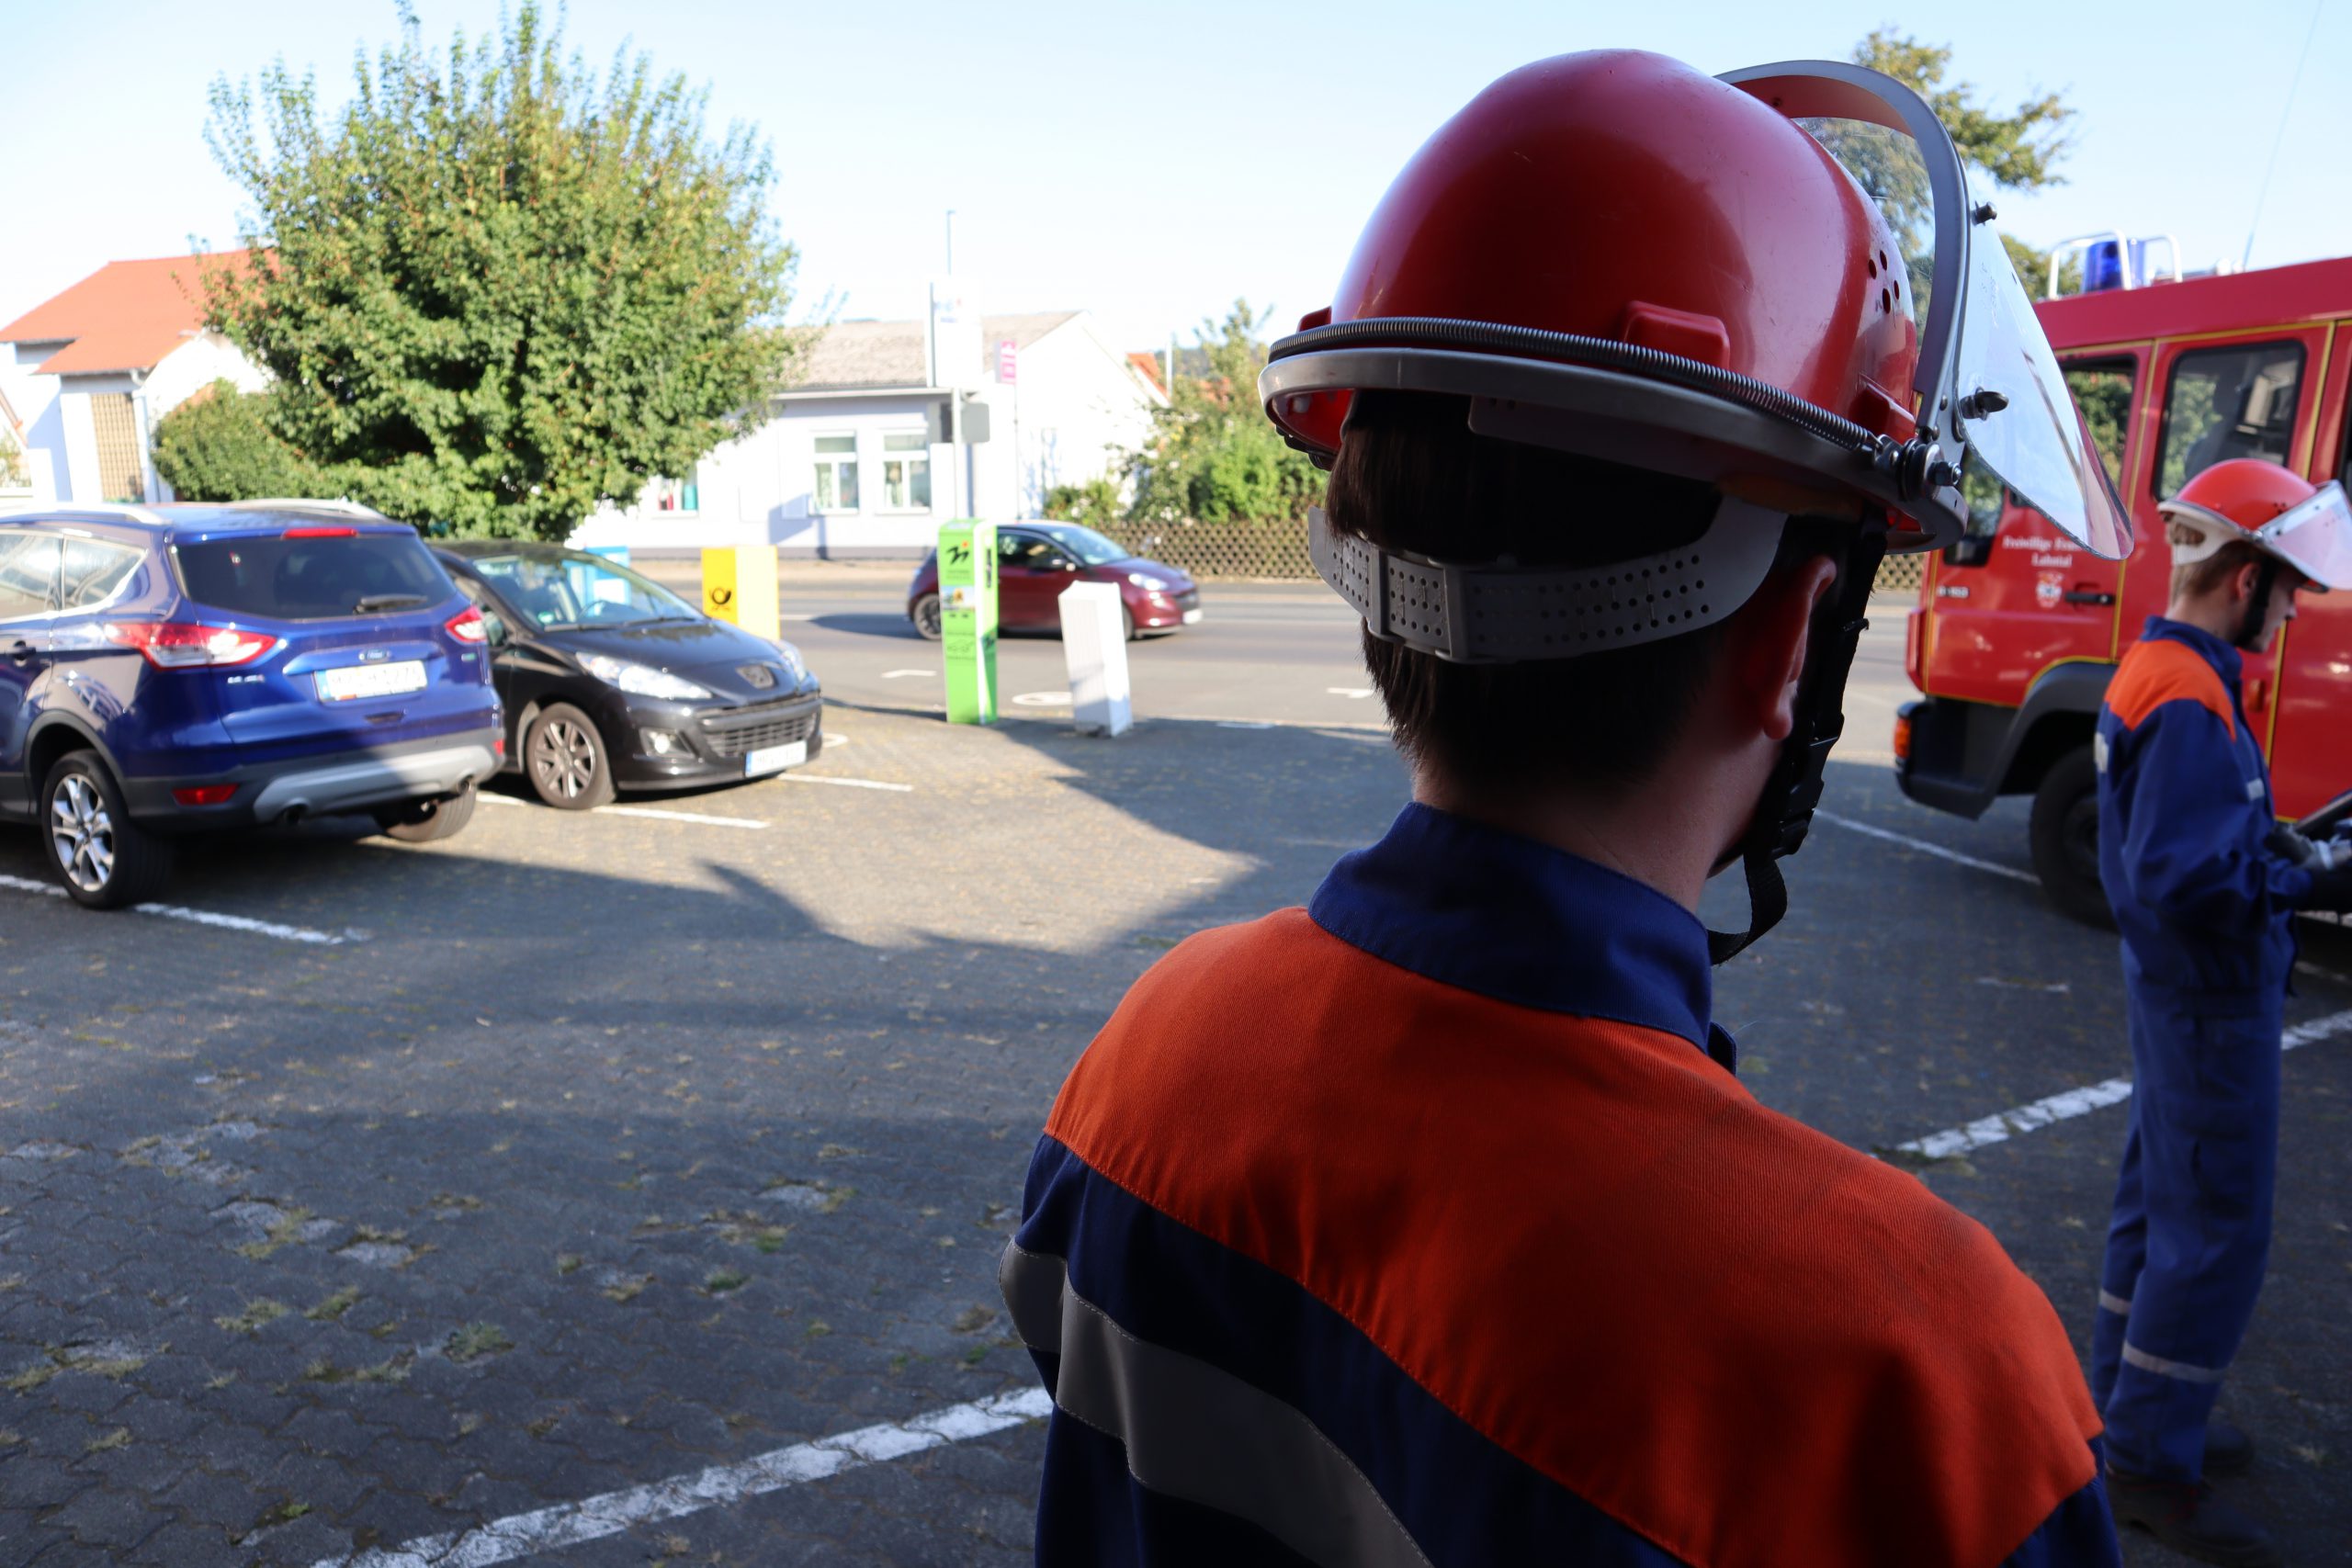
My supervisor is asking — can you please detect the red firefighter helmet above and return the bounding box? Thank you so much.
[2161,458,2352,592]
[1261,51,2132,667]
[1261,49,2136,960]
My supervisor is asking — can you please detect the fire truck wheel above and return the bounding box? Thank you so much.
[2030,745,2115,930]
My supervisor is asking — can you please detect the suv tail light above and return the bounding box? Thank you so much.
[105,622,280,669]
[446,604,488,644]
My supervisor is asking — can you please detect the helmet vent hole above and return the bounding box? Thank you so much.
[1865,256,1877,279]
[1881,288,1891,314]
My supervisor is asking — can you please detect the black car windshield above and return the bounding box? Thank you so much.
[1031,523,1129,568]
[464,551,696,629]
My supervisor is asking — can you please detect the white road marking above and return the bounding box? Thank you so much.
[1327,686,1375,699]
[1815,810,2037,885]
[774,773,915,793]
[311,1386,1053,1568]
[1011,692,1071,706]
[1894,1009,2352,1162]
[881,669,935,680]
[820,733,852,749]
[599,805,769,829]
[0,874,348,945]
[476,795,767,829]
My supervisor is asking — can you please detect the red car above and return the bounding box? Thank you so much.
[906,522,1201,641]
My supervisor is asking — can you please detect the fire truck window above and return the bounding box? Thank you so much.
[2156,342,2304,499]
[2063,360,2134,491]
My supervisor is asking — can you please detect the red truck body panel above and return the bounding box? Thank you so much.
[1911,259,2352,818]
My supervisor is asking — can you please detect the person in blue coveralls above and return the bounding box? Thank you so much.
[2091,457,2352,1562]
[998,51,2150,1568]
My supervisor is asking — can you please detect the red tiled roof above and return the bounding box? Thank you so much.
[1127,351,1170,395]
[0,251,254,376]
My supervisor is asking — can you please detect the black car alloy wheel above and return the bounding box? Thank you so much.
[526,703,616,810]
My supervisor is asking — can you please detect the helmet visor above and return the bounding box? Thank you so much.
[1949,166,2132,560]
[1729,63,2133,560]
[2256,480,2352,591]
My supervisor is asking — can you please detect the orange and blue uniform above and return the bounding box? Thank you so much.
[2091,618,2308,1481]
[1003,803,2117,1565]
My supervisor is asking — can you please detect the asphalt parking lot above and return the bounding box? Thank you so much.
[1,570,2347,1565]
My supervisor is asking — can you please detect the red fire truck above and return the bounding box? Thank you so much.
[1895,251,2352,923]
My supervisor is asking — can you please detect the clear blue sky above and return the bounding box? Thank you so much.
[4,0,2344,353]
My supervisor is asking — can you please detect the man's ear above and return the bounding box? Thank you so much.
[2240,558,2271,609]
[1736,556,1838,744]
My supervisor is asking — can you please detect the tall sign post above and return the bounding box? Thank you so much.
[937,519,998,725]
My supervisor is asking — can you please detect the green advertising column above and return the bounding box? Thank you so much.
[938,519,998,724]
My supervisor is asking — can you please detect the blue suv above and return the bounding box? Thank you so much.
[0,502,502,908]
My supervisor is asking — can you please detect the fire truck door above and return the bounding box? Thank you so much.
[2250,321,2351,817]
[1920,355,2139,707]
[2125,328,2329,782]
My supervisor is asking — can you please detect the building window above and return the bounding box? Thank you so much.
[813,434,859,511]
[653,466,700,513]
[92,394,143,502]
[882,434,931,511]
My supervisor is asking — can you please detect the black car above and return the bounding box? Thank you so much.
[433,542,820,809]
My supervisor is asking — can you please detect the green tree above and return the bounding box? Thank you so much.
[1040,477,1123,531]
[1818,31,2079,302]
[1128,301,1323,526]
[201,2,803,540]
[152,380,333,501]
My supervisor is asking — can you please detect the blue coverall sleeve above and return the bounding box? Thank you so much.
[2111,702,2312,931]
[1999,1447,2121,1567]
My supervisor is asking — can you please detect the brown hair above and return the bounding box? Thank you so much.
[1324,391,1747,798]
[2167,522,2264,604]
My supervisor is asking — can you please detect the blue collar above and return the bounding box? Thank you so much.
[2144,615,2244,690]
[1307,803,1724,1059]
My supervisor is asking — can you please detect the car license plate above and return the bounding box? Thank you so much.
[744,740,807,776]
[1182,608,1204,625]
[315,660,427,703]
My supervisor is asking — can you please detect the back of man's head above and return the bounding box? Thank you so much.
[1327,389,1836,807]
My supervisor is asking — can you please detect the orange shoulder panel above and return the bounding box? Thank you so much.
[2106,637,2233,736]
[1049,911,2100,1568]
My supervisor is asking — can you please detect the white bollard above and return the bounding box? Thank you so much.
[1057,581,1133,737]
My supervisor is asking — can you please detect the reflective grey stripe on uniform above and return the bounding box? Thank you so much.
[2098,1290,2132,1316]
[998,1241,1431,1568]
[2121,1342,2228,1384]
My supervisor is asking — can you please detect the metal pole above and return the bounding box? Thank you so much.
[951,389,965,517]
[945,210,956,276]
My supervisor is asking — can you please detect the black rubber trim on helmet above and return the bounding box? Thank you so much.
[1269,316,1889,459]
[1708,517,1889,966]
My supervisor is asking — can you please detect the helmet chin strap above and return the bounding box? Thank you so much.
[2235,556,2282,652]
[1706,519,1890,976]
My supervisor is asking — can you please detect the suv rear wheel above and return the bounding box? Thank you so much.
[42,752,175,910]
[2030,745,2114,929]
[374,782,477,843]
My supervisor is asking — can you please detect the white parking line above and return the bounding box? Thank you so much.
[475,795,768,830]
[0,874,349,945]
[881,669,935,680]
[600,805,770,829]
[774,773,915,793]
[1894,1009,2352,1162]
[1327,686,1375,699]
[311,1386,1052,1568]
[1011,692,1071,706]
[1815,810,2037,885]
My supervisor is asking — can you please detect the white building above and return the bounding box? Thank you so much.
[0,252,265,505]
[573,310,1166,558]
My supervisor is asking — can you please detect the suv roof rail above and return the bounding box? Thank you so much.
[0,501,168,525]
[235,497,390,518]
